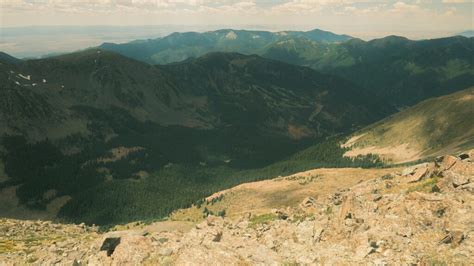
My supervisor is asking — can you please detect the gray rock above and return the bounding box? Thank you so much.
[453,175,470,188]
[159,248,173,256]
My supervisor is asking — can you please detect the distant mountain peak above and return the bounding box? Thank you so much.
[99,28,353,65]
[305,28,348,36]
[368,35,412,47]
[371,35,411,42]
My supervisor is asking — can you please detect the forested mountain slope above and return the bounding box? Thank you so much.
[0,49,388,225]
[100,28,352,64]
[264,36,474,106]
[101,31,474,107]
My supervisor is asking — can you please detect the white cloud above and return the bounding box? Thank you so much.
[442,0,473,3]
[0,0,219,11]
[391,1,420,13]
[270,0,345,13]
[0,0,471,40]
[343,5,380,15]
[444,7,457,15]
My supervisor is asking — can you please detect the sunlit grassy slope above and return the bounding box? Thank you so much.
[344,87,474,163]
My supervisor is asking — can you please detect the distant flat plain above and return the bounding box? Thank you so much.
[0,25,258,59]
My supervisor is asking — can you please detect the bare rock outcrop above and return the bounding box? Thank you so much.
[1,153,473,265]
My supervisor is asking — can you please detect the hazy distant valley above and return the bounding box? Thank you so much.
[0,25,231,59]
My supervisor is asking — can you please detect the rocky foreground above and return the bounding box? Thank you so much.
[1,152,473,265]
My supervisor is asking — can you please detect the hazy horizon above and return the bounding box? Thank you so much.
[2,1,472,31]
[1,24,472,59]
[1,0,472,58]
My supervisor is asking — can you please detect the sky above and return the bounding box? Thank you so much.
[1,0,473,39]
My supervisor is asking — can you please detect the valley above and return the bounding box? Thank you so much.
[0,20,473,264]
[0,32,473,227]
[0,48,390,225]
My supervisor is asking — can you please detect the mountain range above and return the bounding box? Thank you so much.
[0,48,390,224]
[101,29,474,107]
[0,28,473,225]
[0,49,389,141]
[100,29,352,65]
[280,36,474,106]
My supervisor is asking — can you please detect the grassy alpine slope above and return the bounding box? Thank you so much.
[343,87,474,163]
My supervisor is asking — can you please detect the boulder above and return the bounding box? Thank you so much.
[372,194,382,202]
[295,221,316,244]
[272,209,289,220]
[313,228,324,243]
[206,215,225,227]
[402,167,416,176]
[100,237,121,256]
[395,226,413,238]
[159,248,173,256]
[452,174,470,188]
[469,150,474,160]
[300,196,317,209]
[109,235,153,263]
[406,167,428,183]
[213,230,223,242]
[449,159,474,176]
[441,155,458,170]
[439,231,465,247]
[460,183,474,194]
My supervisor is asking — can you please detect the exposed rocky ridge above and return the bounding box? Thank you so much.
[1,152,473,264]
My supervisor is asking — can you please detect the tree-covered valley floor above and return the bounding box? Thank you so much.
[0,132,386,226]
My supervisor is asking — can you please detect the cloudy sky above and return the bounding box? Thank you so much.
[1,0,473,39]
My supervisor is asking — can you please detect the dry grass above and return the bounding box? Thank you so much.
[170,167,400,222]
[406,176,440,193]
[344,143,422,163]
[343,87,474,163]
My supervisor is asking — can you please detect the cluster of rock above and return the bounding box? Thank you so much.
[1,152,472,264]
[0,219,99,264]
